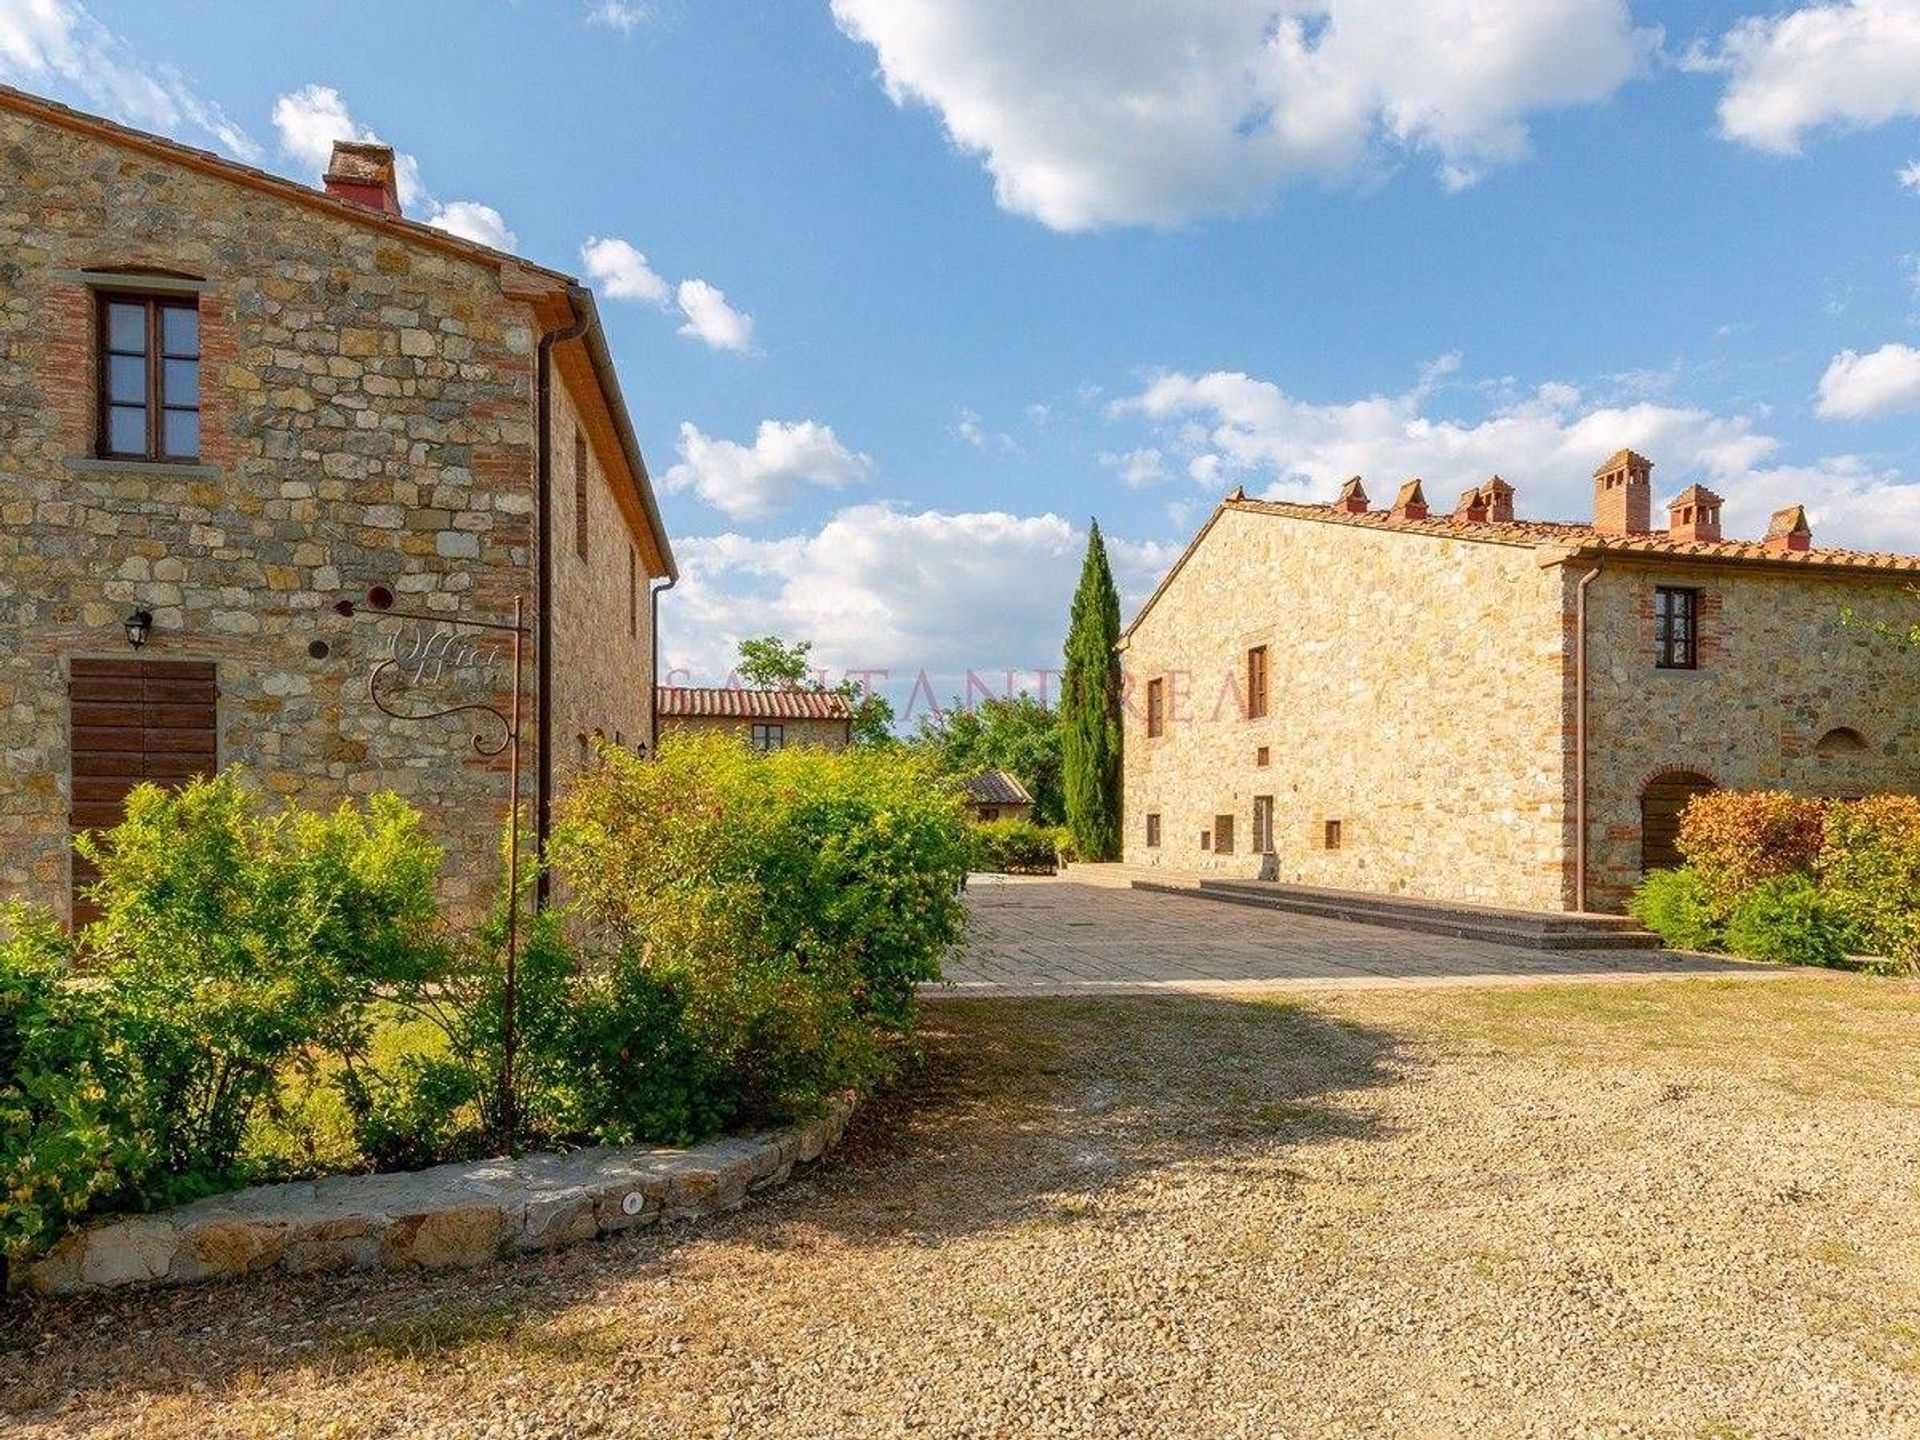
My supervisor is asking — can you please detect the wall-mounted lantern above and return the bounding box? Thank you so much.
[123,609,153,650]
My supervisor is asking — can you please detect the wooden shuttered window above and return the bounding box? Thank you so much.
[1246,646,1269,719]
[1146,677,1165,738]
[68,658,217,923]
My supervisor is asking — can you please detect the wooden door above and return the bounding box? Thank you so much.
[1640,771,1715,875]
[68,658,218,923]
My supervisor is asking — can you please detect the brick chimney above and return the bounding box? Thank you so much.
[1479,476,1515,523]
[1667,484,1724,543]
[1390,479,1429,521]
[324,140,403,217]
[1333,476,1368,514]
[1593,448,1653,534]
[1765,503,1812,552]
[1454,485,1488,523]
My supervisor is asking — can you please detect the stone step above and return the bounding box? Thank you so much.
[1133,879,1661,952]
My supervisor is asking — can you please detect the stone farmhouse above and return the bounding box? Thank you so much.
[656,686,853,751]
[1119,451,1920,913]
[0,86,675,922]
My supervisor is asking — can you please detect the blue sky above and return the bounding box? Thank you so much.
[7,0,1920,713]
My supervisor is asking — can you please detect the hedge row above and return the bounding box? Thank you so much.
[1631,791,1920,972]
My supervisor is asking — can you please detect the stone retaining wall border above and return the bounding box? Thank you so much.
[18,1094,857,1296]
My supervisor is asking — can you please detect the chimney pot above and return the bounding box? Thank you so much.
[1667,484,1724,544]
[1765,503,1812,552]
[1390,478,1429,521]
[1332,476,1369,514]
[323,139,403,217]
[1593,448,1653,534]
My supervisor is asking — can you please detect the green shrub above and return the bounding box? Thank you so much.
[1628,868,1727,953]
[1818,796,1920,973]
[549,733,969,1132]
[1724,874,1856,967]
[77,772,445,1200]
[971,818,1059,875]
[1050,827,1078,866]
[1678,791,1827,905]
[0,905,137,1263]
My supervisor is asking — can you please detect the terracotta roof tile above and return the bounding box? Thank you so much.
[1222,497,1920,573]
[656,686,854,721]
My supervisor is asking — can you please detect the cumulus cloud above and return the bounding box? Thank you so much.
[675,278,756,353]
[1816,344,1920,420]
[663,419,873,520]
[581,236,756,353]
[830,0,1655,230]
[271,83,516,249]
[580,236,672,305]
[1694,0,1920,154]
[661,504,1177,704]
[0,0,258,158]
[1111,357,1920,551]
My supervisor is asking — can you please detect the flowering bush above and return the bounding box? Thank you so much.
[1677,790,1828,904]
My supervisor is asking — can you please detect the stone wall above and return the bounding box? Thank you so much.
[1120,507,1573,910]
[1581,562,1920,911]
[0,108,655,922]
[658,714,852,751]
[548,380,655,772]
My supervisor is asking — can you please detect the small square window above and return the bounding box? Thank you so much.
[751,722,785,752]
[1323,819,1343,851]
[1255,745,1270,767]
[1145,813,1161,848]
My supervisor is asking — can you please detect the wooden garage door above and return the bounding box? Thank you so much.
[1640,771,1716,875]
[69,658,218,923]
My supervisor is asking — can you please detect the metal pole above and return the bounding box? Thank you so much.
[502,594,523,1150]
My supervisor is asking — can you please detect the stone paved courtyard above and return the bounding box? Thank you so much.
[941,872,1767,995]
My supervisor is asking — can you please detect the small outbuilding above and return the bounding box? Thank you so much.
[655,685,852,751]
[961,769,1034,823]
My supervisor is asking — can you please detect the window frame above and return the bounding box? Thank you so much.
[1252,795,1275,854]
[1246,645,1269,720]
[1145,813,1161,848]
[1654,586,1700,671]
[96,292,200,463]
[1146,676,1165,738]
[1214,813,1235,855]
[750,722,785,752]
[1323,819,1343,851]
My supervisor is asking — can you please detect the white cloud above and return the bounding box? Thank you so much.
[1902,160,1920,190]
[1694,0,1920,154]
[663,419,873,520]
[661,504,1176,702]
[1112,357,1920,551]
[587,0,648,33]
[675,278,756,353]
[830,0,1655,230]
[1816,344,1920,420]
[0,0,258,158]
[1100,446,1171,488]
[427,200,517,251]
[580,235,672,305]
[270,83,513,249]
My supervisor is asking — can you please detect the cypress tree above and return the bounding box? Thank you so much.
[1061,520,1123,860]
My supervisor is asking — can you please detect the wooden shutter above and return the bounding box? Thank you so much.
[68,658,217,923]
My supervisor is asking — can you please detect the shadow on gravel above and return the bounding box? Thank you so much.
[0,994,1403,1429]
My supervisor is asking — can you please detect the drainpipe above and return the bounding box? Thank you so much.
[534,303,591,905]
[1574,560,1603,913]
[649,574,676,755]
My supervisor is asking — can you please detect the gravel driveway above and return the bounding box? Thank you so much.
[6,972,1918,1438]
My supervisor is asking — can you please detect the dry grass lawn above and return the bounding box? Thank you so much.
[4,972,1918,1439]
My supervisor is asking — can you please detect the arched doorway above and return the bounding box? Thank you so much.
[1640,770,1717,874]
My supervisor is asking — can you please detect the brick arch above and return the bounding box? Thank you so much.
[1638,766,1719,875]
[1815,725,1869,758]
